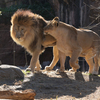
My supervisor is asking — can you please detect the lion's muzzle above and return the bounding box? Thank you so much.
[16,32,24,40]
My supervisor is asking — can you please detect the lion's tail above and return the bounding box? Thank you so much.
[98,59,100,67]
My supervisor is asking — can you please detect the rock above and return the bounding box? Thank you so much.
[41,61,51,69]
[0,65,24,80]
[0,89,36,100]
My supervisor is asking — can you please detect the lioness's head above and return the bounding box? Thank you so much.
[44,17,59,34]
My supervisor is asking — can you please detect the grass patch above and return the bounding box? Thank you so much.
[83,72,100,77]
[98,75,100,77]
[22,70,31,75]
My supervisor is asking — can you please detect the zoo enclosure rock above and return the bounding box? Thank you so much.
[0,65,24,80]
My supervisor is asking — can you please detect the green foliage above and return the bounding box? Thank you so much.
[0,11,2,16]
[22,70,31,75]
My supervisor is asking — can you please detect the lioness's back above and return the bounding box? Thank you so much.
[78,28,100,39]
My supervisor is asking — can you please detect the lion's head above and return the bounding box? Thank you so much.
[10,9,47,54]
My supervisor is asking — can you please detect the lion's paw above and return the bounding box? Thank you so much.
[35,67,41,72]
[92,70,98,75]
[45,66,53,71]
[69,68,77,72]
[26,66,41,72]
[26,67,31,71]
[69,69,75,72]
[56,69,65,73]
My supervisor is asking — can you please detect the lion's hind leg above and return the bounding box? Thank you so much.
[45,46,66,72]
[85,54,94,75]
[93,55,99,75]
[45,46,59,71]
[85,48,99,75]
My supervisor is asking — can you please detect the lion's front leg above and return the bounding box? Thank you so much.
[29,50,40,73]
[69,48,82,72]
[26,66,31,71]
[26,57,41,72]
[56,51,66,72]
[35,58,41,71]
[45,46,59,71]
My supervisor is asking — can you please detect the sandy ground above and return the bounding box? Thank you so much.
[0,70,100,100]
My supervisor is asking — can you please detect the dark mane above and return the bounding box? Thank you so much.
[11,9,47,27]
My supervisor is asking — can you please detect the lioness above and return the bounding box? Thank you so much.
[10,9,66,73]
[44,17,100,75]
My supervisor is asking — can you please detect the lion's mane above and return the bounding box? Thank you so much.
[10,9,47,54]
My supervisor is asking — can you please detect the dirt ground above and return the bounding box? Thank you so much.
[0,70,100,100]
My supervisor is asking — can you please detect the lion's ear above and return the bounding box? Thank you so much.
[53,17,59,27]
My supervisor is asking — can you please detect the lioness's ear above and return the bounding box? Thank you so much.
[53,17,59,22]
[53,17,59,27]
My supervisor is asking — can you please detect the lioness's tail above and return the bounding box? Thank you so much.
[98,51,100,66]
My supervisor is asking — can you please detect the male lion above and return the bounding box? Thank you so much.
[44,17,100,75]
[10,9,66,73]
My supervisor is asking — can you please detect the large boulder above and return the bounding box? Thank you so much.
[0,65,24,80]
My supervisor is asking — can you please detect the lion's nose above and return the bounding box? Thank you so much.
[17,36,20,39]
[16,32,21,39]
[16,35,20,39]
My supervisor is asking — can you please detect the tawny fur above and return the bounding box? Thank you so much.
[44,17,100,75]
[10,9,62,73]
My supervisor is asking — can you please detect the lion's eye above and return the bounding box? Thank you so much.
[20,28,23,32]
[14,26,18,31]
[14,27,17,30]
